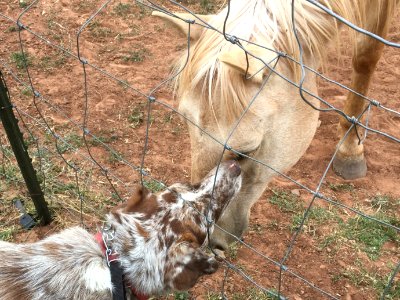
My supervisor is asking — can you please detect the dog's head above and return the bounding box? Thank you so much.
[109,160,241,295]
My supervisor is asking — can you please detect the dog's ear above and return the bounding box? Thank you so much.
[123,185,159,217]
[169,244,218,291]
[124,184,149,213]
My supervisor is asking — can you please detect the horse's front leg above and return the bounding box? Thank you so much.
[333,1,396,179]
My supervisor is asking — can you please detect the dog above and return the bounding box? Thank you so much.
[0,160,242,300]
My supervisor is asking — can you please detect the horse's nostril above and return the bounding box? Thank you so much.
[228,160,241,176]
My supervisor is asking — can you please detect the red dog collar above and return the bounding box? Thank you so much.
[95,231,118,262]
[94,232,149,300]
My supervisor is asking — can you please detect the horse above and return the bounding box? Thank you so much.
[153,0,399,251]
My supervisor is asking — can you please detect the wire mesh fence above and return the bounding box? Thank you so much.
[0,0,399,299]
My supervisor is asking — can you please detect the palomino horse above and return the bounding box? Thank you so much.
[153,0,398,251]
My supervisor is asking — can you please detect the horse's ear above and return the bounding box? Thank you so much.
[152,11,214,40]
[219,45,277,83]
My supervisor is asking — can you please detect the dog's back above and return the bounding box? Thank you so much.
[0,227,113,300]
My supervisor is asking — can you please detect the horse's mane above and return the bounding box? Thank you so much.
[174,0,393,125]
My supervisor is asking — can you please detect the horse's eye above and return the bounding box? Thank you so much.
[223,149,255,161]
[236,152,247,161]
[236,149,258,161]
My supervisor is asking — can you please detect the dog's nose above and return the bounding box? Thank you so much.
[227,160,241,176]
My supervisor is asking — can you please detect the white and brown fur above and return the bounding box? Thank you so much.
[0,160,242,300]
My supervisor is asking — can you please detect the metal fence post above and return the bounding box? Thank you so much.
[0,70,51,225]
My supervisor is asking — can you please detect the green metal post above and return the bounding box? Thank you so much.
[0,70,51,225]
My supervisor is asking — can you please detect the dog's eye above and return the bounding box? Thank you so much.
[190,182,202,190]
[181,232,199,245]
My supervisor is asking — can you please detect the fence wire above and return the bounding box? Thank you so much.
[0,0,399,299]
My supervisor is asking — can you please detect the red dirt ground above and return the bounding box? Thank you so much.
[0,1,399,299]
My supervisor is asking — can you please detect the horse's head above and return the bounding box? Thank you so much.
[153,8,281,175]
[152,2,321,250]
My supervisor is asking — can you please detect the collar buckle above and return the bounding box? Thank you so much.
[100,223,119,266]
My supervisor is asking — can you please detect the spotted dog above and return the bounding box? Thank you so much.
[0,160,242,300]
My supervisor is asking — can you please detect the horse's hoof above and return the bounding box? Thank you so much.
[332,155,367,180]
